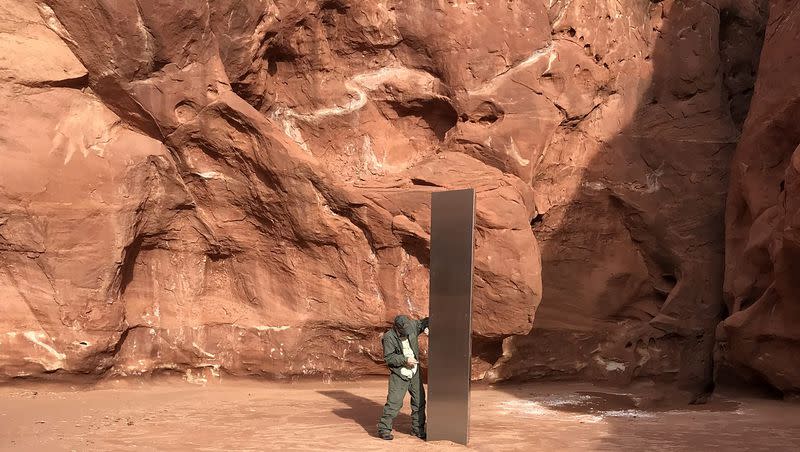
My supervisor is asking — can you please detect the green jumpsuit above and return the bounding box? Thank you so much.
[377,315,429,436]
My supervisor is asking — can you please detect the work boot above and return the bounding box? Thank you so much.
[379,431,394,440]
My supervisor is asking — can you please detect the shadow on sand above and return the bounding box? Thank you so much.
[317,389,412,436]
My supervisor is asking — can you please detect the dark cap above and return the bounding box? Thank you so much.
[393,315,409,337]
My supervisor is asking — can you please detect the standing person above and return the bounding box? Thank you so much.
[377,314,429,441]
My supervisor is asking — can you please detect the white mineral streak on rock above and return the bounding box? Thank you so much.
[22,331,66,371]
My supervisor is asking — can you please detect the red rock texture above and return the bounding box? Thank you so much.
[0,0,539,381]
[719,0,800,395]
[0,0,795,397]
[486,0,767,395]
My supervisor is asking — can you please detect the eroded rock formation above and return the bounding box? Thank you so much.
[719,0,800,395]
[0,0,796,396]
[0,0,539,381]
[488,0,767,394]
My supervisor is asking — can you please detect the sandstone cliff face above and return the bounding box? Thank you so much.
[0,0,794,396]
[489,0,767,392]
[0,0,540,381]
[720,0,800,395]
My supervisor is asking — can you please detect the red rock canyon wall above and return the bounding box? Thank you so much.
[719,0,800,395]
[0,0,797,396]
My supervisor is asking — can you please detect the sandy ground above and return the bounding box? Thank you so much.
[1,378,799,451]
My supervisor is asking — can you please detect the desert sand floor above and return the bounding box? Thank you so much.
[1,378,799,451]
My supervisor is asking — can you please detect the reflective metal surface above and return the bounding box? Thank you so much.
[427,189,475,445]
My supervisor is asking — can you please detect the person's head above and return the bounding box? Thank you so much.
[393,315,410,338]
